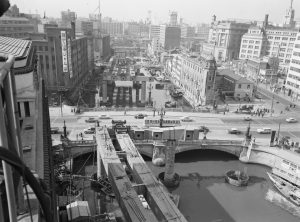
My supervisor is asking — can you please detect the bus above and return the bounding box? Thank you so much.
[144,117,181,127]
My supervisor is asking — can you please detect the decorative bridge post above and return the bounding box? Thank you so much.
[158,139,180,187]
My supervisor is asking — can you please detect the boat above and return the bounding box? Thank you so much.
[267,172,300,206]
[225,170,249,187]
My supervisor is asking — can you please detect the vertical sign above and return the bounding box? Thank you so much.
[67,38,73,78]
[61,31,68,72]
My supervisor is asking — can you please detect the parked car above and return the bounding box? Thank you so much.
[199,126,209,132]
[180,116,193,122]
[257,128,272,134]
[84,127,96,134]
[227,128,242,134]
[85,117,97,123]
[134,113,147,119]
[99,114,111,119]
[50,127,59,134]
[286,117,297,123]
[244,116,252,121]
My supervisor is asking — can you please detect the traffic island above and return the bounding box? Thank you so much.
[158,172,180,188]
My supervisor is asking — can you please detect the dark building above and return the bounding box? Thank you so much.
[102,34,111,60]
[163,26,181,50]
[31,24,89,100]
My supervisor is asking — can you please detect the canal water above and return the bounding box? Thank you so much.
[145,150,300,222]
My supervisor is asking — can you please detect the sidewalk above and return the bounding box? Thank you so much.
[257,82,300,107]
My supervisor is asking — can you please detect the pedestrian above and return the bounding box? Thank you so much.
[164,110,166,115]
[223,111,225,115]
[124,110,126,115]
[253,137,256,143]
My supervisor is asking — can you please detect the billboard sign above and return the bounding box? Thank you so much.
[67,38,73,78]
[61,31,68,72]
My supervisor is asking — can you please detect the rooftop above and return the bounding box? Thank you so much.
[218,69,253,84]
[0,36,31,60]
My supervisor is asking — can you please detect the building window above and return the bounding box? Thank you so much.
[238,84,241,88]
[24,102,30,117]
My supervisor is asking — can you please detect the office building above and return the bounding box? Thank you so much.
[101,21,124,36]
[165,53,217,106]
[196,23,210,41]
[169,11,178,26]
[285,32,300,101]
[159,25,181,50]
[0,16,34,39]
[149,24,161,39]
[61,9,76,27]
[203,15,250,62]
[32,24,89,101]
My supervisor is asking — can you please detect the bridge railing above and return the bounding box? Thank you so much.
[133,139,243,146]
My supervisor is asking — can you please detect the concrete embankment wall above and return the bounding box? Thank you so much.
[240,147,281,168]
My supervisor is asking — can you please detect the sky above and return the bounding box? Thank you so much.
[9,0,300,25]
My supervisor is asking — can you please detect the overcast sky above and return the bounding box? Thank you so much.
[10,0,299,25]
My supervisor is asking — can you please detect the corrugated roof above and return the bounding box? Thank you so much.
[0,36,31,59]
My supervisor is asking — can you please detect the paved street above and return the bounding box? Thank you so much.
[50,106,300,146]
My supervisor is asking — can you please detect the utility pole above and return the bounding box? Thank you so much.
[148,83,152,105]
[270,94,275,116]
[277,122,281,139]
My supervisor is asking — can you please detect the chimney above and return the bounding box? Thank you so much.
[71,21,75,39]
[263,14,269,29]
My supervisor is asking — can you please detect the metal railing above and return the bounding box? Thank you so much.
[0,55,22,222]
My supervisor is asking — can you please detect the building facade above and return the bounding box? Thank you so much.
[159,25,181,50]
[32,25,89,96]
[61,9,76,27]
[285,32,300,101]
[101,21,124,36]
[196,23,210,41]
[203,16,251,62]
[165,53,217,106]
[0,16,34,39]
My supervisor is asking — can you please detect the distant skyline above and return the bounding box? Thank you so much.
[9,0,300,25]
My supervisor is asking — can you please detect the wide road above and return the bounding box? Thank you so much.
[50,109,300,146]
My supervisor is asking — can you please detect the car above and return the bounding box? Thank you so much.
[84,127,96,134]
[85,117,97,123]
[244,116,252,121]
[134,113,147,119]
[227,128,242,134]
[50,127,59,134]
[199,126,209,132]
[99,114,111,119]
[286,117,298,123]
[180,116,193,122]
[257,128,272,134]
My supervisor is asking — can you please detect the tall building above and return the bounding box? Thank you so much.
[31,24,89,100]
[196,23,210,41]
[203,15,250,62]
[169,11,178,26]
[149,24,161,39]
[181,24,195,38]
[61,9,76,27]
[159,25,181,50]
[285,32,300,101]
[239,25,268,60]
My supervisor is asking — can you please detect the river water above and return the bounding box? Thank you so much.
[145,150,300,222]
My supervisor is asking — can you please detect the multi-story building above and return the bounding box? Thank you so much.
[285,32,300,101]
[239,26,268,60]
[0,36,56,220]
[196,23,210,41]
[149,24,161,39]
[159,25,181,50]
[0,16,34,39]
[124,21,149,37]
[203,15,251,62]
[61,9,76,27]
[169,11,178,26]
[165,53,217,106]
[31,24,89,100]
[181,24,195,39]
[101,21,124,36]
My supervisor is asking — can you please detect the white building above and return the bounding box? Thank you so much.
[285,32,300,101]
